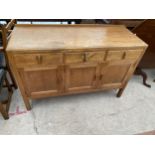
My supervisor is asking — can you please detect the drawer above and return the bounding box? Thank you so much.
[125,50,142,60]
[106,50,142,61]
[14,53,63,67]
[106,50,124,61]
[64,51,106,64]
[86,52,106,62]
[42,53,63,65]
[64,53,85,64]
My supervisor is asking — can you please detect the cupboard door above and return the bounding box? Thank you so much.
[99,60,135,89]
[19,66,63,98]
[64,63,99,93]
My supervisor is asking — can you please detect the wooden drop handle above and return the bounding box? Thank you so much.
[36,55,43,64]
[99,74,103,80]
[36,56,40,64]
[83,53,87,62]
[40,55,43,64]
[93,75,96,81]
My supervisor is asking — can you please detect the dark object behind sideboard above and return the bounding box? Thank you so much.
[132,19,155,68]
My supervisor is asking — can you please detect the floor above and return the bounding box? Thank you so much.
[0,69,155,135]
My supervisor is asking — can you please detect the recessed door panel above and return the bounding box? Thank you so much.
[65,63,99,92]
[19,66,62,97]
[99,60,134,88]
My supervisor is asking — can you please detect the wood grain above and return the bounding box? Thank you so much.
[6,24,148,110]
[6,24,147,52]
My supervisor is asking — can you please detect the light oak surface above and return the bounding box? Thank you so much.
[6,24,147,51]
[6,24,147,110]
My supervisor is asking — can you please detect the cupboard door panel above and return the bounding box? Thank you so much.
[19,66,63,97]
[65,63,99,92]
[99,60,134,88]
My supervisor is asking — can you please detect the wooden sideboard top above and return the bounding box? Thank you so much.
[6,24,147,52]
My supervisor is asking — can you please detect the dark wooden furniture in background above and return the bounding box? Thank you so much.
[106,19,151,87]
[0,69,13,120]
[6,24,147,110]
[109,19,144,30]
[0,19,111,25]
[0,19,82,24]
[18,19,82,24]
[132,20,155,84]
[132,20,155,68]
[0,19,17,89]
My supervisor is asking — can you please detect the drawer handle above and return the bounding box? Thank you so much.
[57,76,62,84]
[93,75,96,81]
[99,74,103,80]
[122,52,126,59]
[36,56,40,64]
[40,55,43,64]
[36,55,43,64]
[83,53,87,62]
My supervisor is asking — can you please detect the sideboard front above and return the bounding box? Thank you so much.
[8,49,144,101]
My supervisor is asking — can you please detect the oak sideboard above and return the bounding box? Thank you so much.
[6,24,147,110]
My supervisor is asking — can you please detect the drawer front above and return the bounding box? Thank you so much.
[64,53,85,64]
[125,50,142,60]
[106,49,142,61]
[86,52,106,62]
[41,53,63,65]
[13,49,142,67]
[14,53,63,67]
[14,54,38,67]
[64,51,107,64]
[107,50,124,61]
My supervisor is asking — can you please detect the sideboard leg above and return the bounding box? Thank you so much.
[117,82,127,97]
[135,67,151,88]
[24,98,32,111]
[0,103,9,120]
[20,89,32,111]
[117,88,124,97]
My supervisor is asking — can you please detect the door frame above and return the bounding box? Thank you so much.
[98,59,136,89]
[64,62,100,93]
[18,65,64,98]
